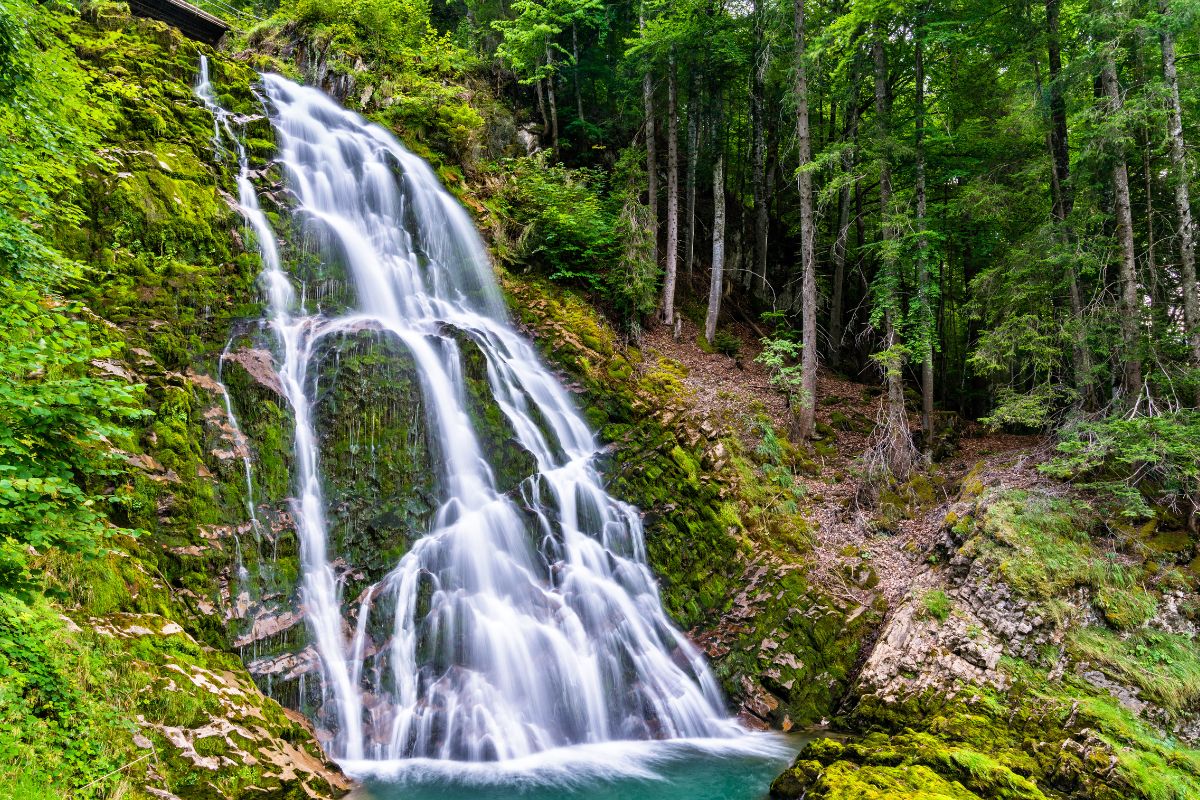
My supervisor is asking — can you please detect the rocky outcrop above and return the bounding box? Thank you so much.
[856,600,1006,703]
[773,477,1200,799]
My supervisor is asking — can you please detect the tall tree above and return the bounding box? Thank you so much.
[870,29,916,479]
[794,0,817,439]
[571,22,585,123]
[662,50,681,325]
[545,46,560,152]
[1045,0,1094,407]
[1098,32,1143,399]
[686,70,701,278]
[828,58,860,369]
[750,0,770,299]
[1158,0,1199,401]
[641,4,658,270]
[706,147,727,344]
[914,16,934,452]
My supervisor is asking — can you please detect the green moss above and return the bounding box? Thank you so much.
[1094,584,1157,630]
[312,330,435,583]
[1146,531,1192,554]
[773,732,1049,800]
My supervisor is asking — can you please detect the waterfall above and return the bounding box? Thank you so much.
[199,60,742,764]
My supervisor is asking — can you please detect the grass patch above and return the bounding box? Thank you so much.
[1068,627,1200,715]
[920,589,953,622]
[969,492,1152,606]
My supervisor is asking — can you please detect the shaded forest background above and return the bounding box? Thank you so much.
[245,0,1200,523]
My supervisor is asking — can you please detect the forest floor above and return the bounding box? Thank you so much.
[640,315,1045,607]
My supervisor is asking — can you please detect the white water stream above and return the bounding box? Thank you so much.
[198,60,746,765]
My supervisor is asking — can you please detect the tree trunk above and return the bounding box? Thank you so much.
[1100,48,1143,399]
[572,23,585,124]
[545,47,559,154]
[1046,0,1094,407]
[536,78,549,139]
[915,27,934,455]
[706,152,726,344]
[794,0,817,439]
[1160,0,1200,401]
[662,51,681,326]
[686,70,701,279]
[829,70,858,369]
[751,0,770,300]
[1143,129,1159,304]
[872,31,915,480]
[641,6,658,271]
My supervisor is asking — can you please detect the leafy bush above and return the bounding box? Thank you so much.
[292,0,431,53]
[0,0,109,285]
[0,594,125,796]
[978,384,1075,431]
[506,155,617,276]
[755,336,807,439]
[1043,411,1200,520]
[0,283,146,593]
[502,151,657,330]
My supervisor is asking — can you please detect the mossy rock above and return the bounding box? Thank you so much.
[1145,530,1192,555]
[311,328,437,586]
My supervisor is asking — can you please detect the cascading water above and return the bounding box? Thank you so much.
[199,60,745,766]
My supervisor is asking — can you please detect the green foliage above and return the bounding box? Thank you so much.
[506,155,618,276]
[608,146,661,331]
[978,385,1076,431]
[756,337,806,405]
[0,1,198,592]
[292,0,431,53]
[749,416,807,515]
[493,0,605,84]
[0,0,110,284]
[1044,411,1200,520]
[970,313,1079,430]
[502,154,658,329]
[0,278,146,598]
[713,329,741,358]
[0,594,128,797]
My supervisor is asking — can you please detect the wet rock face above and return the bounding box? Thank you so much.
[698,561,878,731]
[311,328,437,583]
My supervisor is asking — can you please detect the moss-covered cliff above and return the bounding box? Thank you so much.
[0,3,350,796]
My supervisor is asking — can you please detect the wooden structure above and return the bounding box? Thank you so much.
[127,0,229,45]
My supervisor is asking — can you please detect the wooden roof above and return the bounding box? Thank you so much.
[127,0,230,46]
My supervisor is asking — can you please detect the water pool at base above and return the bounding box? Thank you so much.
[344,735,807,800]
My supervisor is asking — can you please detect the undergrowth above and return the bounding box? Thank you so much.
[1068,627,1200,715]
